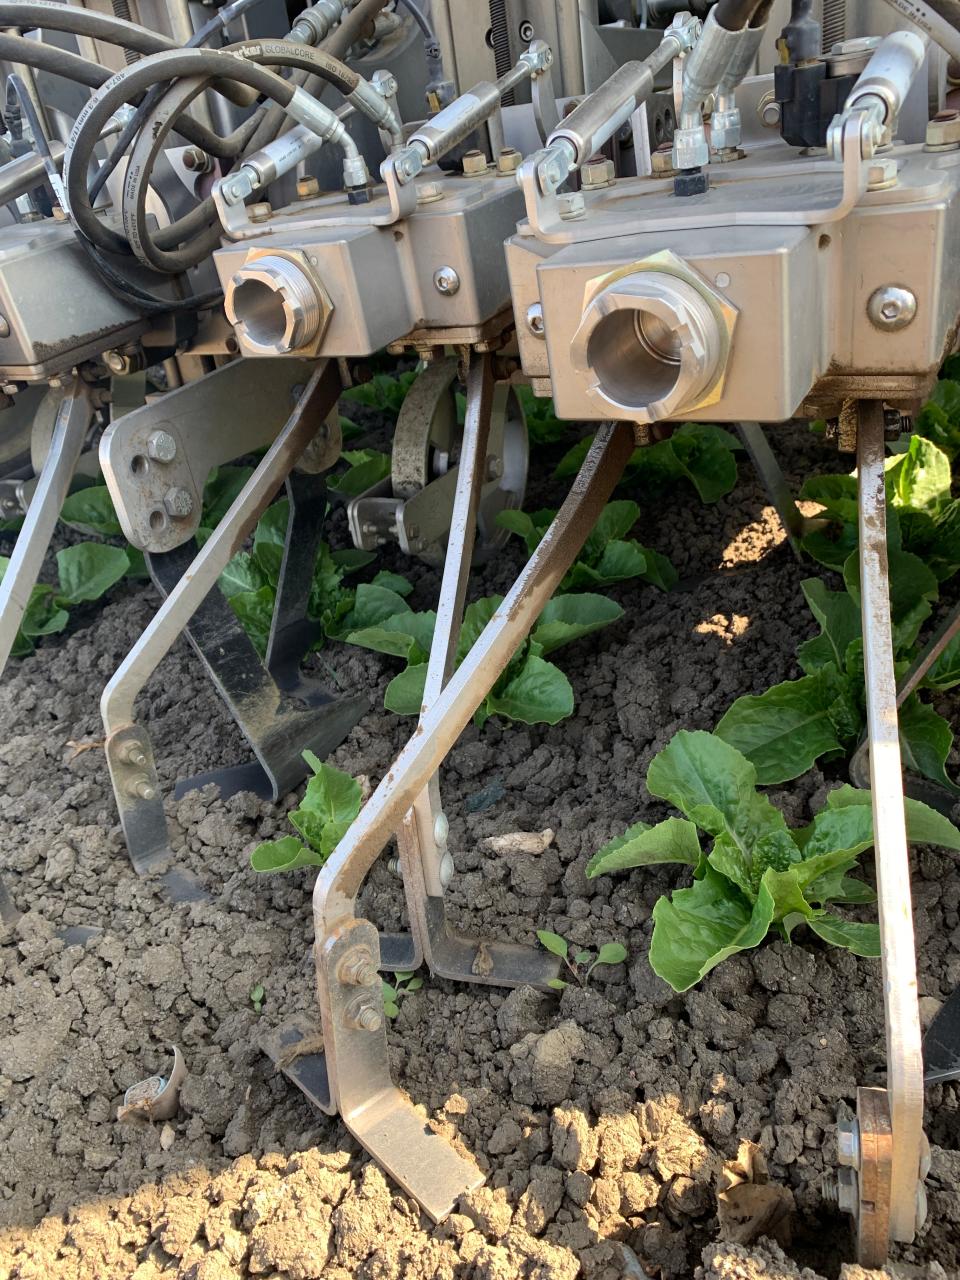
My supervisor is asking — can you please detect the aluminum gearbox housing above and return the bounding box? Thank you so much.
[214,170,525,358]
[507,140,960,423]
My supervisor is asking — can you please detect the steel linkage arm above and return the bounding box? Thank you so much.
[308,419,634,1221]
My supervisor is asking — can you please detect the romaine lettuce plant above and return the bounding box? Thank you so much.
[716,425,960,789]
[554,422,742,504]
[249,751,361,872]
[341,370,418,415]
[587,729,960,992]
[345,591,623,726]
[497,499,677,592]
[0,542,133,656]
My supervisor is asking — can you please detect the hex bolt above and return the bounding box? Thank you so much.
[557,192,586,220]
[344,997,383,1032]
[526,303,545,338]
[128,776,156,801]
[925,109,960,151]
[163,486,194,519]
[497,147,522,175]
[581,157,615,188]
[182,147,212,173]
[867,285,917,332]
[337,946,379,987]
[417,180,444,203]
[461,149,488,176]
[757,92,781,128]
[433,266,460,295]
[121,741,148,768]
[434,811,449,846]
[296,176,320,200]
[866,157,898,191]
[146,430,177,463]
[103,349,128,374]
[248,201,272,223]
[837,1116,861,1169]
[0,315,9,338]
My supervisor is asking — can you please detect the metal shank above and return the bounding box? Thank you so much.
[856,400,924,1249]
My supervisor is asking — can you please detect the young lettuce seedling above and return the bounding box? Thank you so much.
[249,753,361,874]
[536,930,628,990]
[588,729,960,992]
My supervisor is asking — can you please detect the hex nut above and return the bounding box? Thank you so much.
[557,192,586,220]
[461,149,489,176]
[866,157,898,190]
[650,145,677,176]
[163,486,194,519]
[497,147,522,175]
[296,176,320,199]
[582,157,616,188]
[674,168,710,197]
[417,180,444,203]
[925,110,960,149]
[248,202,272,223]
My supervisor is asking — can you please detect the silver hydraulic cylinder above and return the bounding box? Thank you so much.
[827,29,926,158]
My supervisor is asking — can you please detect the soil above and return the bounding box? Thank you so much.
[1,414,959,1280]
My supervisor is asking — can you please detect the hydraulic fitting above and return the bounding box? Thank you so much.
[224,252,334,357]
[710,21,767,152]
[569,251,736,424]
[672,7,745,173]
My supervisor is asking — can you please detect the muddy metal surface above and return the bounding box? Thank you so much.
[0,420,958,1280]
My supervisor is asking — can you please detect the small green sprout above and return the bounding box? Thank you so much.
[381,971,423,1019]
[536,930,628,990]
[250,983,265,1013]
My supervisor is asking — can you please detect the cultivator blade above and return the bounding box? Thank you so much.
[100,363,365,877]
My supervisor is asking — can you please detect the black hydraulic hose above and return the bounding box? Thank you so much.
[7,72,214,314]
[713,0,765,30]
[242,0,391,156]
[65,48,299,258]
[396,0,434,43]
[750,0,775,25]
[0,32,110,89]
[119,40,367,273]
[87,0,269,203]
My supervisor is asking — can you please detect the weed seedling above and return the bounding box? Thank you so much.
[536,931,628,990]
[381,971,423,1018]
[250,983,265,1014]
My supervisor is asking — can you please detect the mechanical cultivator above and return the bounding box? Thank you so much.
[0,0,959,1265]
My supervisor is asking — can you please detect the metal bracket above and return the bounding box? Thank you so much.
[101,364,362,872]
[99,358,319,552]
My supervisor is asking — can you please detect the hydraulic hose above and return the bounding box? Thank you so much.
[0,33,110,90]
[877,0,960,61]
[64,48,304,258]
[713,0,766,32]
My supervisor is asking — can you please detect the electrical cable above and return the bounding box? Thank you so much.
[713,0,766,31]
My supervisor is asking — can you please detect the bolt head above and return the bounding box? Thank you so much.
[837,1117,860,1168]
[650,145,676,176]
[433,266,460,296]
[461,149,489,176]
[758,93,781,128]
[417,180,444,204]
[163,486,194,519]
[557,192,586,220]
[925,109,960,149]
[867,285,917,332]
[867,157,898,190]
[147,430,177,463]
[248,202,272,223]
[526,303,545,337]
[104,350,127,374]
